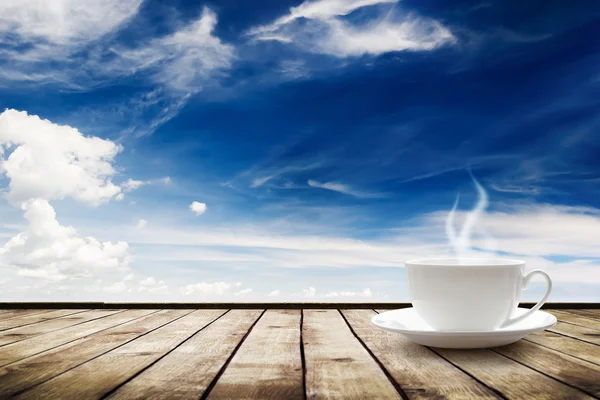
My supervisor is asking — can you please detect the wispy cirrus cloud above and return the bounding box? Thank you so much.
[0,0,142,54]
[0,5,235,136]
[307,179,383,198]
[248,0,456,57]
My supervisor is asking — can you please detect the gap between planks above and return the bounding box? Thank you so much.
[199,309,267,400]
[373,309,597,399]
[99,309,231,399]
[338,310,409,400]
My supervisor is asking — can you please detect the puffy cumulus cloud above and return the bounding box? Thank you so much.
[268,290,281,297]
[103,281,130,294]
[180,281,246,296]
[325,288,372,297]
[0,0,142,48]
[303,287,316,297]
[248,0,455,57]
[0,199,131,282]
[234,288,253,296]
[0,109,122,206]
[138,277,168,293]
[137,219,148,229]
[190,201,207,216]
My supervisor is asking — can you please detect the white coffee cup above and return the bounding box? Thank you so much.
[405,258,552,331]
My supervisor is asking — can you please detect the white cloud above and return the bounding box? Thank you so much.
[234,288,252,296]
[0,4,233,92]
[0,0,142,48]
[122,199,600,291]
[426,204,600,258]
[139,277,157,286]
[121,176,171,193]
[248,0,455,57]
[138,276,168,293]
[109,7,235,93]
[0,6,235,137]
[179,281,248,296]
[325,288,373,297]
[307,179,380,198]
[491,184,541,195]
[268,289,281,297]
[0,199,131,282]
[243,162,323,188]
[121,179,145,192]
[103,281,129,294]
[137,219,148,229]
[303,287,316,297]
[0,109,122,206]
[190,201,207,216]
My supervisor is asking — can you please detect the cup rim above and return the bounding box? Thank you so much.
[405,258,524,267]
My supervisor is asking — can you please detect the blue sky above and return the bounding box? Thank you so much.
[0,0,599,301]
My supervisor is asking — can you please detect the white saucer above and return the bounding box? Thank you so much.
[371,307,557,349]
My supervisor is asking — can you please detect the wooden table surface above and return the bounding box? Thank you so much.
[0,307,597,399]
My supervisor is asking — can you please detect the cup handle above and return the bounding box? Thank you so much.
[500,269,552,328]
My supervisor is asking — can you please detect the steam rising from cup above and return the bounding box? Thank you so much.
[446,172,489,258]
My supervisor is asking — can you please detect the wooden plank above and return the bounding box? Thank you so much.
[0,309,183,398]
[0,309,87,331]
[0,309,124,347]
[206,310,302,400]
[493,340,600,397]
[106,310,263,400]
[303,309,402,399]
[16,309,227,400]
[0,309,128,366]
[0,310,54,321]
[552,310,600,331]
[525,331,600,366]
[571,310,600,321]
[342,309,499,399]
[550,321,600,346]
[434,348,593,399]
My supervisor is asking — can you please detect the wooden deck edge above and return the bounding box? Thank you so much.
[0,302,598,309]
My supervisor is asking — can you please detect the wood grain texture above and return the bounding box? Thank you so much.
[303,309,402,400]
[0,309,126,347]
[0,308,596,399]
[0,309,163,397]
[343,309,499,399]
[525,331,600,366]
[16,309,226,400]
[0,310,53,320]
[107,309,263,400]
[0,309,128,366]
[571,310,600,321]
[494,340,600,397]
[550,321,600,345]
[207,309,302,400]
[0,309,87,333]
[434,348,593,399]
[552,310,600,330]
